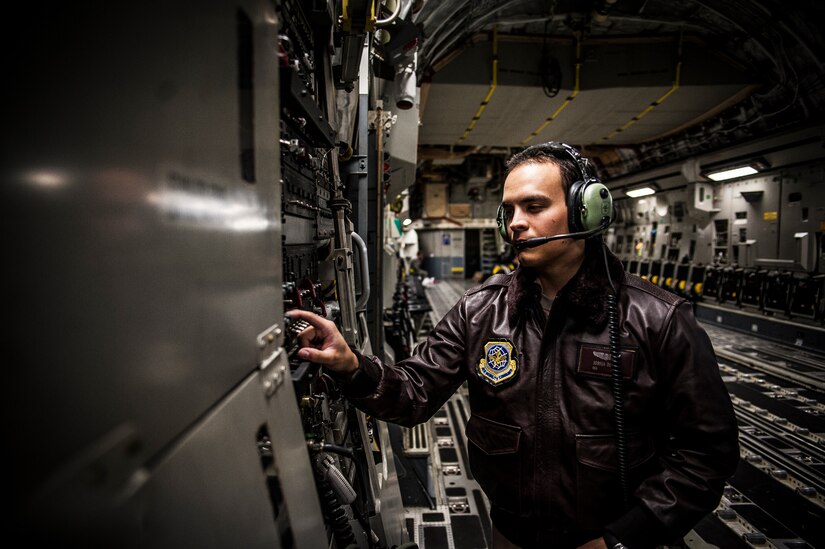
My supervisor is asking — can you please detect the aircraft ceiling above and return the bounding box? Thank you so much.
[405,0,825,182]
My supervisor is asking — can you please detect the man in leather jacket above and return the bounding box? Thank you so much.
[289,143,739,548]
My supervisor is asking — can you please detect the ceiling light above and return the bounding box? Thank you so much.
[402,218,412,226]
[705,166,758,181]
[625,186,656,198]
[702,158,769,182]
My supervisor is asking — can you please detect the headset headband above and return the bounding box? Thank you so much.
[520,141,595,186]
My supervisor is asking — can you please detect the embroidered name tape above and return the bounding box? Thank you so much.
[478,339,519,386]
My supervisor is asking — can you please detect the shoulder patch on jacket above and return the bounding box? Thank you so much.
[478,339,519,386]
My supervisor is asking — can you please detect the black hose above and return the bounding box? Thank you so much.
[310,441,378,548]
[607,291,630,510]
[318,479,357,548]
[314,442,355,458]
[602,242,630,509]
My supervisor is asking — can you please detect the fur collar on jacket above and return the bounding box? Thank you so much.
[506,239,625,329]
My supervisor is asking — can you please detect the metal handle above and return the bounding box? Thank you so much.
[351,231,370,311]
[375,0,403,27]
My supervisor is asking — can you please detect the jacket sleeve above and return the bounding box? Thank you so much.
[607,301,740,548]
[337,296,470,427]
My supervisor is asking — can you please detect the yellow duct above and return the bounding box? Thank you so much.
[521,37,581,145]
[455,26,498,145]
[601,33,683,142]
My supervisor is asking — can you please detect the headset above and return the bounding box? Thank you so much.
[495,142,613,250]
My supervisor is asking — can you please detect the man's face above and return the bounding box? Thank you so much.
[501,161,584,270]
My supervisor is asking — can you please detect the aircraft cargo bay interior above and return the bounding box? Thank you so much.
[5,1,825,548]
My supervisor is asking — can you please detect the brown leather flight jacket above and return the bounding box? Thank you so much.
[344,242,739,548]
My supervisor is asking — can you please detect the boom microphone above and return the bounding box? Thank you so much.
[512,220,611,250]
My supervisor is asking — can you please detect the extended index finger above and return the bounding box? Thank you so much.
[286,309,333,336]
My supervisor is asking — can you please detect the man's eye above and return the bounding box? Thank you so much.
[528,204,544,212]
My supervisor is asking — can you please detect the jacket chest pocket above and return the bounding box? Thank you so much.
[465,415,523,513]
[574,433,656,529]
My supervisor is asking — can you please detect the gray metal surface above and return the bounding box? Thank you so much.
[263,351,329,549]
[29,373,291,548]
[5,0,287,537]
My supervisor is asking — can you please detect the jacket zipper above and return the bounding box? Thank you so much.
[536,297,563,532]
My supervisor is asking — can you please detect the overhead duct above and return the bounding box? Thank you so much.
[394,50,417,110]
[681,157,701,182]
[521,36,581,145]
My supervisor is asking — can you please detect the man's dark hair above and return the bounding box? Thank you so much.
[505,143,585,194]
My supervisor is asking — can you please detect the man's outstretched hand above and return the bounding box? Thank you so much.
[286,309,359,376]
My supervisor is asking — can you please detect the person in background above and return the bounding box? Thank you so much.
[407,250,429,299]
[399,224,420,274]
[289,142,739,549]
[408,250,428,278]
[474,249,518,285]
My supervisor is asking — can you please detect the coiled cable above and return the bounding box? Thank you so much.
[318,478,357,547]
[602,242,630,510]
[607,292,630,509]
[309,442,379,547]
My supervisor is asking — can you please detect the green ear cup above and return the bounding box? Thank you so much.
[496,204,509,240]
[579,182,613,232]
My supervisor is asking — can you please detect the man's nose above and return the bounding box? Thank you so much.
[509,208,527,232]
